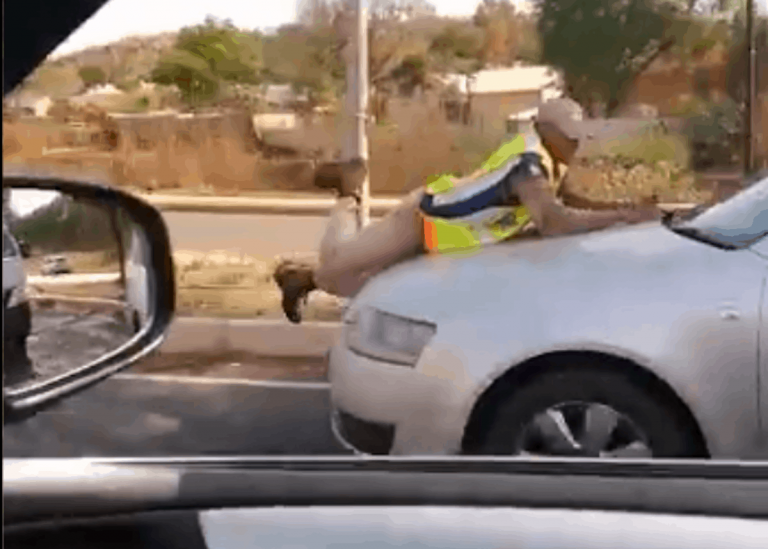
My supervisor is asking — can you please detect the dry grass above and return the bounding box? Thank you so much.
[4,112,499,195]
[173,252,344,321]
[568,157,711,205]
[6,110,713,221]
[27,280,124,301]
[67,250,120,272]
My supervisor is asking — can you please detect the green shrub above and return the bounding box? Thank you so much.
[669,96,711,118]
[682,99,743,170]
[604,131,691,170]
[117,79,142,92]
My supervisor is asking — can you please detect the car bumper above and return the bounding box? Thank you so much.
[328,342,471,456]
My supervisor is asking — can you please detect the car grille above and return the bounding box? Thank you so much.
[335,409,395,455]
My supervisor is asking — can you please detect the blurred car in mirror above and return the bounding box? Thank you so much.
[2,169,175,424]
[3,223,33,386]
[40,255,72,276]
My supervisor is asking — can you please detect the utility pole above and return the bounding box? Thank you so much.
[355,0,370,227]
[746,0,756,175]
[340,0,370,227]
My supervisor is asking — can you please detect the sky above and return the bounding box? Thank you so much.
[10,190,61,218]
[50,0,531,57]
[49,0,768,58]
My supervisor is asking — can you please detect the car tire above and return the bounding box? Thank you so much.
[3,338,35,386]
[471,365,707,459]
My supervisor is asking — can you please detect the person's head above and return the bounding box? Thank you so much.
[534,98,586,165]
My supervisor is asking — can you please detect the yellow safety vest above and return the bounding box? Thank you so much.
[421,131,561,256]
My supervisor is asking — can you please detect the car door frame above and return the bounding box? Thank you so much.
[747,237,768,448]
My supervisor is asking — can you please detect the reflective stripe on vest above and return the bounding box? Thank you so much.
[423,131,556,255]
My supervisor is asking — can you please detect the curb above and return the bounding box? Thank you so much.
[29,295,127,316]
[159,317,342,358]
[142,194,698,216]
[28,273,121,286]
[141,194,400,217]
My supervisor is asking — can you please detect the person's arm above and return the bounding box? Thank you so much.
[517,176,661,237]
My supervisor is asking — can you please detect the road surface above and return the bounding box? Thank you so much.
[5,212,361,457]
[3,375,348,458]
[162,211,331,259]
[16,309,134,385]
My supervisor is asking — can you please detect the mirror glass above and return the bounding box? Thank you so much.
[3,187,151,391]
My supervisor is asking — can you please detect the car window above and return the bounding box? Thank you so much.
[4,0,768,473]
[675,173,768,248]
[3,229,18,258]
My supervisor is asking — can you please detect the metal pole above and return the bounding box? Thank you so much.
[355,0,370,227]
[339,0,369,227]
[746,0,756,175]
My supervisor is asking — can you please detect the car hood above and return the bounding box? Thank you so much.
[351,222,720,323]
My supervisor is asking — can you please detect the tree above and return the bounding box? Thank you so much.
[262,23,345,109]
[428,23,485,76]
[473,0,521,66]
[537,0,681,115]
[298,0,335,26]
[78,66,107,89]
[369,0,436,21]
[151,16,263,104]
[427,23,485,125]
[390,54,427,95]
[151,49,220,104]
[516,15,543,64]
[727,15,768,107]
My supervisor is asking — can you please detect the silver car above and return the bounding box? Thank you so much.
[329,172,768,459]
[41,255,72,276]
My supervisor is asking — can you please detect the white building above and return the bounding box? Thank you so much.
[6,93,53,117]
[435,65,564,138]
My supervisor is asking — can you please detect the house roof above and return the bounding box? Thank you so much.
[264,85,308,105]
[441,66,562,96]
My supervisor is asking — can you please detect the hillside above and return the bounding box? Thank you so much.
[23,32,179,98]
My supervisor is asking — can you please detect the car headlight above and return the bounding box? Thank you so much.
[6,284,28,308]
[345,306,436,366]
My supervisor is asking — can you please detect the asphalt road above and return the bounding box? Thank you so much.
[3,375,349,458]
[163,211,331,259]
[24,309,134,383]
[5,212,355,458]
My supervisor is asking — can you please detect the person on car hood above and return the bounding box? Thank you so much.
[274,97,661,323]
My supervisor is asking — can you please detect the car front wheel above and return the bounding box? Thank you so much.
[470,366,707,459]
[3,338,36,386]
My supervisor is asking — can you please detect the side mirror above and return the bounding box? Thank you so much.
[2,167,175,424]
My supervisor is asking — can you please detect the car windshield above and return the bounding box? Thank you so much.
[5,0,768,481]
[668,172,768,249]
